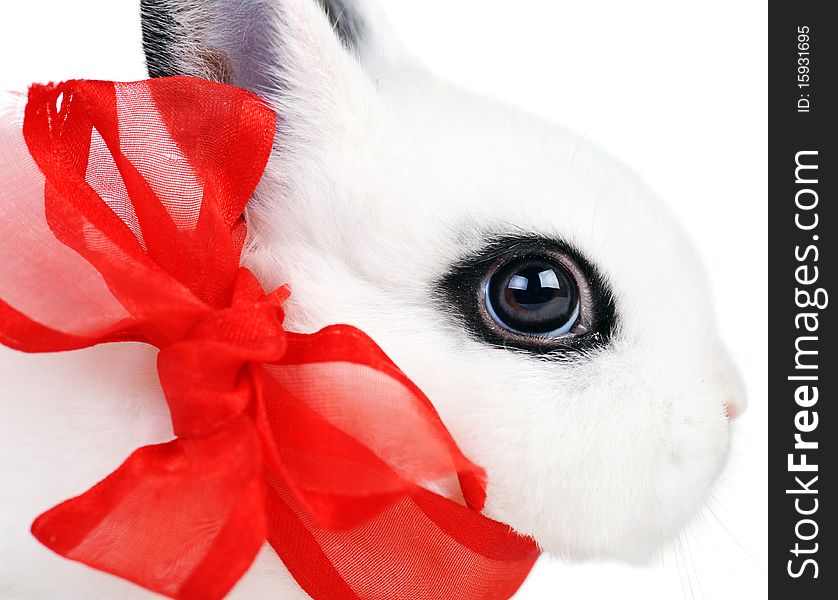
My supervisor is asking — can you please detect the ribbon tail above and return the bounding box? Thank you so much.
[31,416,266,600]
[265,478,540,600]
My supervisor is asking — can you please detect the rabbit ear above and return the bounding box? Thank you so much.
[139,0,385,115]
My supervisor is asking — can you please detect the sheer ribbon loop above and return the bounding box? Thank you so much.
[0,77,540,600]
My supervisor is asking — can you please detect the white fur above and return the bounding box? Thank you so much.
[0,0,744,598]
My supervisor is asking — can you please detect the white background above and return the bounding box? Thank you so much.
[0,1,767,599]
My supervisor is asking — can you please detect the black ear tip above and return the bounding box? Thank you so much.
[140,0,181,78]
[314,0,365,50]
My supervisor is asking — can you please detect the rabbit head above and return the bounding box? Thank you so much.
[141,0,745,562]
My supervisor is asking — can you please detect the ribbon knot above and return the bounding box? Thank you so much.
[158,269,288,438]
[0,77,539,600]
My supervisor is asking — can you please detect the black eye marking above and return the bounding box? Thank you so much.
[436,235,617,356]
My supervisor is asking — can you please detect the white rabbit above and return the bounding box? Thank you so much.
[0,0,745,598]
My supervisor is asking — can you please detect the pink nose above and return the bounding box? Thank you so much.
[725,399,745,420]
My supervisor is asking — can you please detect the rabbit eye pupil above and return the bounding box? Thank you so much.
[485,258,580,336]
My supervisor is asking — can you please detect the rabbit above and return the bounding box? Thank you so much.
[0,0,746,598]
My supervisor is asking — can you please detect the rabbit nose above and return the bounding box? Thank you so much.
[719,360,747,421]
[725,395,747,420]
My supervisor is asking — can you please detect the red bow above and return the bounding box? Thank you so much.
[0,77,539,599]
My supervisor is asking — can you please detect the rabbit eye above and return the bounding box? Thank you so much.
[437,236,616,355]
[484,257,580,336]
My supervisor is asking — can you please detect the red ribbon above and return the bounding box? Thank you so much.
[0,77,539,599]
